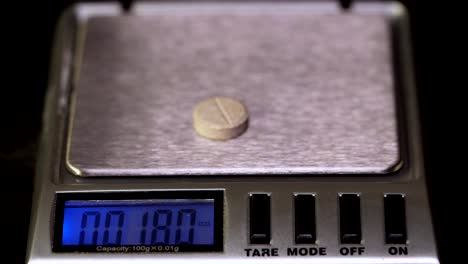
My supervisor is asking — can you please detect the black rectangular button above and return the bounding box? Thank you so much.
[384,194,407,244]
[294,194,316,244]
[249,193,271,244]
[339,194,362,244]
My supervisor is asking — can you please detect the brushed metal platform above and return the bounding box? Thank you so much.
[67,3,401,176]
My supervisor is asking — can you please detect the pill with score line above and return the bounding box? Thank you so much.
[193,96,249,141]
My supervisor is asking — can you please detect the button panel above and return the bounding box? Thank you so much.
[294,194,316,244]
[249,193,271,244]
[339,194,362,244]
[384,194,407,244]
[246,193,409,245]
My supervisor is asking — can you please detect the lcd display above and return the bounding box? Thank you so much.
[61,200,215,246]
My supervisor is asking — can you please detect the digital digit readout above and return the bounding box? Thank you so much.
[61,200,215,246]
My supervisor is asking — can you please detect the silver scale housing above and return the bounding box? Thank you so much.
[27,1,439,264]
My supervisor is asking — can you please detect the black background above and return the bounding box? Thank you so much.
[1,0,461,263]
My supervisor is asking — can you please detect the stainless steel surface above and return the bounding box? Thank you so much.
[67,1,401,176]
[26,2,439,264]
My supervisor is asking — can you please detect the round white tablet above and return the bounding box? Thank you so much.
[193,97,249,141]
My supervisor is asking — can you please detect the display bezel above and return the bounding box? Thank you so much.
[53,190,224,253]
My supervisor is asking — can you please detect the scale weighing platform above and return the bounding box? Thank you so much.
[27,1,439,264]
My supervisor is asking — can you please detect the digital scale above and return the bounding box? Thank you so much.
[27,1,439,264]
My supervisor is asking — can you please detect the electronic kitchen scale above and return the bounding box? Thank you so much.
[27,1,439,264]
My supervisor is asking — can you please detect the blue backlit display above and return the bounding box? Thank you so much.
[62,200,215,246]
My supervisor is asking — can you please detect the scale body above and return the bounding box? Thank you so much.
[27,1,439,264]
